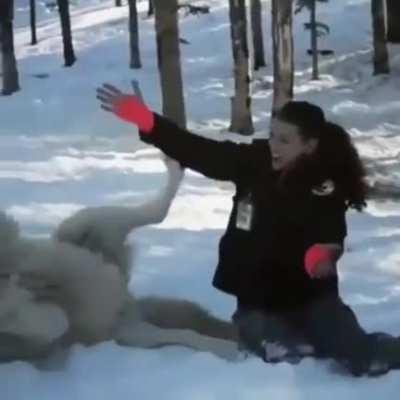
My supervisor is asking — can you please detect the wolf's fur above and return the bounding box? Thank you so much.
[0,157,238,362]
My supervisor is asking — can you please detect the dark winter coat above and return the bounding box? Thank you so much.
[140,115,347,310]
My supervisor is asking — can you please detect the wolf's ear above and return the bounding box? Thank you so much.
[0,212,20,244]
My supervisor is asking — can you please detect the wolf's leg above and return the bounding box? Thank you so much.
[0,277,68,341]
[115,320,238,361]
[0,301,68,344]
[55,157,183,243]
[0,333,53,362]
[54,157,183,277]
[136,296,238,342]
[0,279,68,361]
[15,242,125,345]
[121,156,184,228]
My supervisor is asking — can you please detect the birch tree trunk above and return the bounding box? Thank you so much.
[57,0,76,66]
[128,0,141,68]
[229,0,254,135]
[0,0,19,95]
[148,0,154,17]
[371,0,390,74]
[271,0,294,113]
[310,0,319,80]
[30,0,37,45]
[387,0,400,43]
[154,0,186,128]
[250,0,266,70]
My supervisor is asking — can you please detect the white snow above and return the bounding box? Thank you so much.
[1,0,400,398]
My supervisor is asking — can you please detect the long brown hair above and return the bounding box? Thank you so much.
[275,101,368,211]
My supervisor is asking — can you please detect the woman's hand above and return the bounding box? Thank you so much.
[96,83,154,132]
[304,243,342,279]
[308,260,336,279]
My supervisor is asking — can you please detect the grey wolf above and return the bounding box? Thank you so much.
[0,156,237,362]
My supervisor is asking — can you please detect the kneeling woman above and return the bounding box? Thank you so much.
[96,84,400,376]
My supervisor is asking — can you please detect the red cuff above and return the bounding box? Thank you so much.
[304,244,334,277]
[114,97,155,133]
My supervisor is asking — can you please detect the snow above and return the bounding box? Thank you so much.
[1,0,400,397]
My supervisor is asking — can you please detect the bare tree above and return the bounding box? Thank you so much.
[371,0,390,74]
[127,0,141,68]
[271,0,294,112]
[0,32,2,78]
[296,0,330,81]
[387,0,400,43]
[57,0,76,66]
[154,0,186,128]
[309,0,318,79]
[228,0,254,135]
[148,0,154,17]
[0,0,19,95]
[250,0,266,70]
[30,0,37,45]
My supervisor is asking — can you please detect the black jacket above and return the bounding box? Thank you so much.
[140,115,347,309]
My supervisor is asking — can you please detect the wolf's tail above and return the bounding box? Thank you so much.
[136,296,238,341]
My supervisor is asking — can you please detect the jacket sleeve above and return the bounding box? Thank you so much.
[139,113,264,182]
[305,194,347,247]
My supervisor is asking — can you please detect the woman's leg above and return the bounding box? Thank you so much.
[371,332,400,372]
[303,294,375,375]
[232,303,309,361]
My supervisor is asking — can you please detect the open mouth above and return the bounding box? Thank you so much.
[272,155,281,163]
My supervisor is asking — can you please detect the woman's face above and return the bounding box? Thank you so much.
[269,119,318,171]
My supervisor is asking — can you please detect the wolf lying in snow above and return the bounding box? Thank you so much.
[0,156,238,362]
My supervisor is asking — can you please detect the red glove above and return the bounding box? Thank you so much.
[114,96,155,133]
[304,244,336,279]
[96,84,155,133]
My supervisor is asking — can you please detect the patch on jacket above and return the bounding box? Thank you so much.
[311,180,335,196]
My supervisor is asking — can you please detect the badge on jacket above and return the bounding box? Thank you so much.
[311,179,335,196]
[236,193,253,231]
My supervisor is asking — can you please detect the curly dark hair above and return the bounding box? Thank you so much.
[276,101,368,211]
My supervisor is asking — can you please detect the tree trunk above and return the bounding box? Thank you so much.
[310,0,319,80]
[0,29,2,78]
[228,0,254,135]
[0,0,20,95]
[250,0,266,70]
[148,0,154,17]
[30,0,37,45]
[57,0,76,67]
[115,0,122,7]
[371,0,390,75]
[386,0,400,43]
[271,0,294,113]
[128,0,141,68]
[0,0,14,20]
[154,0,186,128]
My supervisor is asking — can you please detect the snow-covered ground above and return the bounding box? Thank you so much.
[1,0,400,398]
